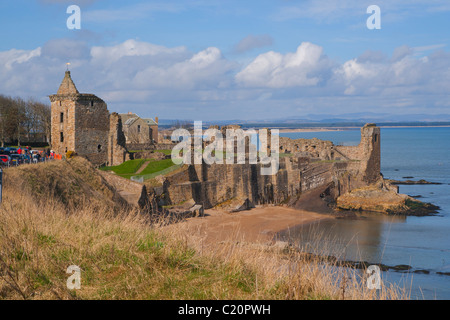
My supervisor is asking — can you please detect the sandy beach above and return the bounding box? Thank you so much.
[176,206,333,245]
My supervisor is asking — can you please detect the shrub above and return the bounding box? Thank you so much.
[66,151,77,159]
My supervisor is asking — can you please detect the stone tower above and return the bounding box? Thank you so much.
[359,123,381,183]
[49,71,110,166]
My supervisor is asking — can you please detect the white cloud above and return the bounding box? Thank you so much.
[236,42,333,88]
[133,47,237,90]
[334,46,450,97]
[0,39,450,119]
[0,48,41,70]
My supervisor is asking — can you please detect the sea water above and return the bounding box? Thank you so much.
[278,127,450,300]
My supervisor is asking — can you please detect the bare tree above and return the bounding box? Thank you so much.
[31,101,51,143]
[0,94,51,146]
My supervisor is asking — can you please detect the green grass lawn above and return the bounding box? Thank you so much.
[100,158,175,180]
[139,159,175,176]
[100,159,146,176]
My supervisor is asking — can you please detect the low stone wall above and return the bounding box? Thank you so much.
[126,142,176,151]
[133,151,169,160]
[279,137,334,159]
[335,145,360,160]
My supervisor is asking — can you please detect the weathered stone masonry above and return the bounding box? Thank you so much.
[49,71,128,166]
[156,124,381,210]
[108,113,130,166]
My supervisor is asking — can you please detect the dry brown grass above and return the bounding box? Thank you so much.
[164,220,409,300]
[0,159,408,300]
[0,189,271,300]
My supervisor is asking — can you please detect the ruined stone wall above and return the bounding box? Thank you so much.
[74,96,110,166]
[162,157,377,210]
[165,165,191,185]
[150,125,158,143]
[279,124,381,184]
[279,137,335,160]
[126,142,175,151]
[159,124,381,210]
[335,124,380,183]
[299,162,334,191]
[331,161,367,197]
[164,159,301,209]
[358,124,381,183]
[108,112,129,166]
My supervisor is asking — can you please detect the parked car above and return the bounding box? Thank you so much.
[0,155,10,165]
[4,147,17,154]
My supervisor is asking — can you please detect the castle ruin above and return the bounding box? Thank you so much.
[49,71,384,214]
[151,123,382,211]
[49,71,129,166]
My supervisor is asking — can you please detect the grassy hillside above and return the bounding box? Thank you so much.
[0,157,406,300]
[5,157,128,211]
[0,193,270,299]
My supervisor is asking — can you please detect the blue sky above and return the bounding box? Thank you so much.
[1,0,450,120]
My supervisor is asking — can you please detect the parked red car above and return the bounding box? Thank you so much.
[0,155,11,165]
